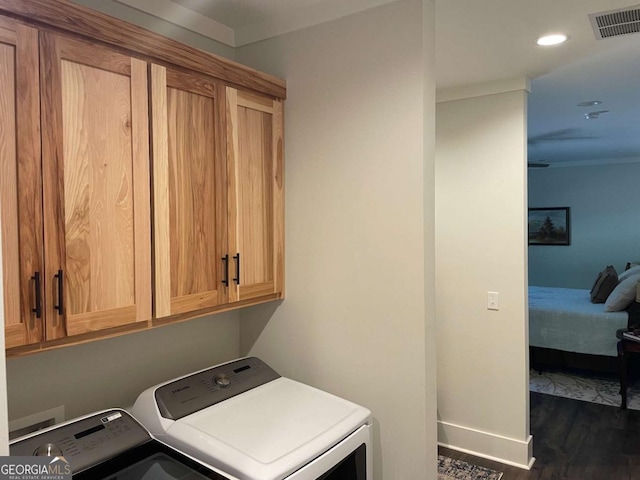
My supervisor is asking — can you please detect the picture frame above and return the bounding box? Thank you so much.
[528,207,570,246]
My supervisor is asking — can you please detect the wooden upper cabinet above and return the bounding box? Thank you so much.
[0,18,44,348]
[151,71,285,318]
[226,88,284,302]
[151,64,227,318]
[39,33,151,338]
[0,1,285,355]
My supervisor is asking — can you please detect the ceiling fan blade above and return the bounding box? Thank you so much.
[528,128,599,145]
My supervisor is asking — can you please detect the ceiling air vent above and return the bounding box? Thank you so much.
[589,5,640,39]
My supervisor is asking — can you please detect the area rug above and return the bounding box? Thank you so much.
[529,369,640,410]
[437,455,503,480]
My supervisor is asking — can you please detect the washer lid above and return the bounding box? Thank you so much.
[166,377,371,479]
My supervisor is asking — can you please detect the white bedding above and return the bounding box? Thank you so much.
[529,286,628,357]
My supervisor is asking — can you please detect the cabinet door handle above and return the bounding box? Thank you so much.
[233,253,240,285]
[221,255,229,286]
[31,271,42,319]
[54,269,64,315]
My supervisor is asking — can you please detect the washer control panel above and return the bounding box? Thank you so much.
[155,357,280,420]
[10,409,150,474]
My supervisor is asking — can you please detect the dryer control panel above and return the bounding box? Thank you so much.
[10,409,150,475]
[155,357,281,420]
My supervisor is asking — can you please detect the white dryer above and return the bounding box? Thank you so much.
[10,408,237,479]
[131,357,372,480]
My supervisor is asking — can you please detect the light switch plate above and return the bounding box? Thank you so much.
[487,291,499,311]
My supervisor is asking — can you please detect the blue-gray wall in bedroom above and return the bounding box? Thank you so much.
[528,162,640,288]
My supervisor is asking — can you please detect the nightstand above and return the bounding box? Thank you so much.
[617,328,640,409]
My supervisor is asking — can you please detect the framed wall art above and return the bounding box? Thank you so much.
[528,207,570,246]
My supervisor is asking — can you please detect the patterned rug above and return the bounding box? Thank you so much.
[438,455,503,480]
[529,369,640,410]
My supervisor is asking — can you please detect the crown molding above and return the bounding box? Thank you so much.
[116,0,235,46]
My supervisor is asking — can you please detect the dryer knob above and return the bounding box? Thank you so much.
[214,375,231,388]
[33,443,63,457]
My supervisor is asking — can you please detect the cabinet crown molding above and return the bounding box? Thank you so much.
[0,0,286,99]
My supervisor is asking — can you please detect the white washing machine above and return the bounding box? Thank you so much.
[131,357,372,480]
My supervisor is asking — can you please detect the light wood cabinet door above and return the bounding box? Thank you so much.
[0,18,44,348]
[40,33,151,338]
[226,88,284,302]
[151,64,227,318]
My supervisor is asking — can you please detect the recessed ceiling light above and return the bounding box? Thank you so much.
[536,34,568,46]
[577,100,602,107]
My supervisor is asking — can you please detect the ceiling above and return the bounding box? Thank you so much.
[117,0,640,166]
[527,39,640,166]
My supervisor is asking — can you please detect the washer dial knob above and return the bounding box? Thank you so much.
[214,375,231,388]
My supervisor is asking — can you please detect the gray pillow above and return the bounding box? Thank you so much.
[618,265,640,283]
[591,266,618,303]
[605,273,640,312]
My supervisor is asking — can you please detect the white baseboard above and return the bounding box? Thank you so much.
[438,420,535,469]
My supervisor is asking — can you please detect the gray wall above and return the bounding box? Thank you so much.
[436,89,531,467]
[236,1,437,478]
[528,162,640,288]
[7,314,239,421]
[70,0,235,59]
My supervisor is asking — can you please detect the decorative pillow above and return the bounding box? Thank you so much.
[590,266,618,303]
[618,265,640,283]
[604,272,640,312]
[590,271,602,295]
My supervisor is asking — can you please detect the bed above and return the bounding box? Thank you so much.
[529,286,628,358]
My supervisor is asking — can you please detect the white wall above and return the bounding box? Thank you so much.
[528,162,640,288]
[436,89,532,467]
[236,1,437,479]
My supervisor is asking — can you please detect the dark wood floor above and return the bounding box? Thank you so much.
[440,392,640,479]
